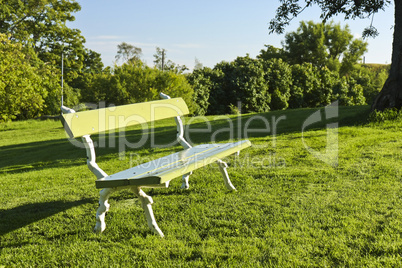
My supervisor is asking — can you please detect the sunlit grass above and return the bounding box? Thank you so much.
[1,105,402,267]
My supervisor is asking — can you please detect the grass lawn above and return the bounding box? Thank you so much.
[1,105,402,267]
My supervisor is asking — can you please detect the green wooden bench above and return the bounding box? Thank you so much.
[61,93,251,237]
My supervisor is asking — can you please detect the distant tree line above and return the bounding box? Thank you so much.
[0,1,193,121]
[0,0,390,121]
[188,21,389,115]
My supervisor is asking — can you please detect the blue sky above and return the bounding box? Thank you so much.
[68,0,395,70]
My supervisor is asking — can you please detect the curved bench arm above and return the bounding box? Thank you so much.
[61,105,76,114]
[60,105,108,180]
[159,92,192,149]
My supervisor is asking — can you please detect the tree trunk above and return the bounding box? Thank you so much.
[372,0,402,111]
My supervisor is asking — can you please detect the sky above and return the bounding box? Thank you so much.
[67,0,395,70]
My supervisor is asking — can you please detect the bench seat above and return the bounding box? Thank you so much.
[96,140,251,188]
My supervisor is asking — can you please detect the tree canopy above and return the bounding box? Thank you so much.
[0,33,59,120]
[0,0,396,121]
[0,0,93,76]
[153,47,188,74]
[269,0,401,111]
[269,0,391,37]
[0,0,104,120]
[260,21,367,74]
[115,42,142,64]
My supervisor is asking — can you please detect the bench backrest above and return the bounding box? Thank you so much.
[61,98,189,138]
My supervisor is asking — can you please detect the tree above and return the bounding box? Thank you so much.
[115,42,142,64]
[306,66,336,107]
[211,56,270,114]
[340,39,366,74]
[187,67,214,116]
[153,47,188,73]
[0,0,89,78]
[1,0,81,49]
[0,0,102,116]
[83,62,194,112]
[0,34,57,121]
[284,21,328,67]
[262,58,292,110]
[194,58,203,70]
[269,0,400,111]
[289,63,321,108]
[282,21,367,72]
[257,45,286,61]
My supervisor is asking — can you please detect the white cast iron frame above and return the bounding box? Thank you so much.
[61,92,236,237]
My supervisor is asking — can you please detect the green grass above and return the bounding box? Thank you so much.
[1,105,402,267]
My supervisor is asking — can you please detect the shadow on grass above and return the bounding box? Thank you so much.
[0,139,84,173]
[0,127,180,175]
[0,198,93,236]
[0,105,371,175]
[184,105,371,144]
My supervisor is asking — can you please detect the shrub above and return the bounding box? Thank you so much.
[187,67,217,116]
[82,63,194,112]
[0,34,55,121]
[289,63,320,108]
[369,108,402,123]
[262,58,292,110]
[210,56,270,114]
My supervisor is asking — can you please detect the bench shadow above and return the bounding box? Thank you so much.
[0,138,84,174]
[0,198,93,236]
[0,127,181,175]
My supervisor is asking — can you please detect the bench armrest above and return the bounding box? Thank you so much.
[159,92,171,100]
[159,92,192,149]
[61,105,76,114]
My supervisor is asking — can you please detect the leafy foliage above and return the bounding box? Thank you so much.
[0,0,390,121]
[188,50,385,115]
[262,58,292,110]
[269,0,391,36]
[268,0,401,112]
[0,34,58,121]
[283,21,367,73]
[153,47,188,74]
[187,67,216,116]
[284,21,329,67]
[82,62,194,112]
[289,63,320,109]
[208,56,270,114]
[115,42,142,64]
[0,0,102,119]
[369,107,402,122]
[257,44,286,62]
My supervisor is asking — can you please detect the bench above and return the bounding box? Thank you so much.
[61,93,251,237]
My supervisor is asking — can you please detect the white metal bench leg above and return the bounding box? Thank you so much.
[132,187,164,237]
[94,188,116,233]
[217,159,236,191]
[181,172,191,189]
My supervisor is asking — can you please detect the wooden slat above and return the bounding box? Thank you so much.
[61,98,189,138]
[95,140,251,188]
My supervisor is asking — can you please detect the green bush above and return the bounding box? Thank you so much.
[262,58,292,110]
[207,56,270,114]
[0,34,60,121]
[82,62,194,112]
[187,67,217,116]
[369,108,402,123]
[289,63,320,108]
